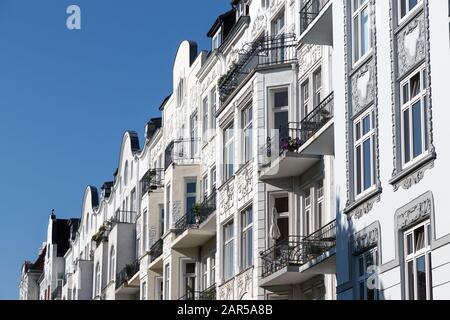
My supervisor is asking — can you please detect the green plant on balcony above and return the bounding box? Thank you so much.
[193,203,202,225]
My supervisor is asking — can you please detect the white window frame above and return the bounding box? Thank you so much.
[400,65,428,168]
[223,220,235,281]
[210,87,217,131]
[398,0,422,24]
[141,281,147,300]
[353,107,376,199]
[404,220,432,300]
[242,104,253,164]
[164,263,170,300]
[202,96,209,143]
[223,122,235,181]
[201,257,208,291]
[301,79,310,118]
[357,248,379,300]
[240,206,253,271]
[212,28,222,50]
[109,246,115,282]
[190,112,199,158]
[202,174,209,201]
[352,0,372,65]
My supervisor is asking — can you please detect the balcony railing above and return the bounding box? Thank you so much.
[141,168,165,195]
[115,259,140,289]
[218,33,297,103]
[174,192,217,237]
[260,220,336,278]
[109,210,137,226]
[178,285,216,300]
[300,0,330,34]
[261,92,334,164]
[165,138,200,170]
[149,238,163,262]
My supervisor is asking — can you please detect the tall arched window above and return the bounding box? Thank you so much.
[95,263,101,297]
[86,213,90,234]
[109,246,115,282]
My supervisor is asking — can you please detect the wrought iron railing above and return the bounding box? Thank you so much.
[149,238,163,262]
[218,34,297,103]
[300,0,331,34]
[110,210,137,226]
[115,259,140,289]
[260,219,336,278]
[174,192,217,237]
[260,92,334,167]
[141,168,165,195]
[51,285,62,300]
[165,138,200,170]
[199,284,216,300]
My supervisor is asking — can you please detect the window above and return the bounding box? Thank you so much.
[241,206,253,270]
[165,185,171,231]
[130,188,136,213]
[184,262,196,299]
[141,281,147,300]
[272,10,285,36]
[304,190,313,236]
[261,0,269,9]
[131,161,134,180]
[271,11,286,62]
[223,221,235,281]
[190,113,199,157]
[242,105,253,164]
[124,161,129,186]
[272,89,289,140]
[159,205,165,237]
[177,78,185,106]
[202,175,208,201]
[316,182,324,230]
[301,80,310,117]
[273,196,289,244]
[109,246,115,282]
[400,67,428,167]
[404,221,432,300]
[211,167,217,192]
[352,0,372,63]
[95,263,101,297]
[357,248,379,300]
[143,209,148,253]
[398,0,421,21]
[86,213,90,234]
[164,264,170,300]
[202,96,209,142]
[156,278,163,300]
[210,87,217,130]
[236,0,250,19]
[223,123,235,181]
[186,180,197,214]
[354,109,376,197]
[313,68,322,107]
[212,28,222,50]
[210,252,216,285]
[202,257,208,291]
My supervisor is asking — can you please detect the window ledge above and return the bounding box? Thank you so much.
[389,151,436,191]
[344,187,382,219]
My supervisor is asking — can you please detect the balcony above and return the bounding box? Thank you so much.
[178,285,217,301]
[51,284,62,300]
[165,138,200,170]
[108,210,137,228]
[172,192,217,250]
[218,34,297,104]
[148,238,164,271]
[115,259,140,295]
[299,0,333,45]
[260,220,336,287]
[141,168,164,195]
[259,92,334,184]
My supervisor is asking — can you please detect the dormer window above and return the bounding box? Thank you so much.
[236,0,249,19]
[212,28,222,51]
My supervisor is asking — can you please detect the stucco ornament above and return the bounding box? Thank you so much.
[351,60,375,115]
[397,13,426,77]
[219,279,235,300]
[351,223,379,255]
[393,159,434,191]
[219,179,234,218]
[298,44,322,75]
[251,9,267,38]
[349,193,381,219]
[237,268,253,299]
[270,0,284,15]
[396,191,433,230]
[237,165,253,201]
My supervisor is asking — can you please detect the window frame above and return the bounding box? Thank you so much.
[353,107,376,199]
[164,263,170,300]
[400,65,428,169]
[202,96,209,143]
[223,220,235,281]
[352,0,372,65]
[223,122,235,181]
[240,206,253,271]
[397,0,422,24]
[241,104,253,165]
[356,247,379,300]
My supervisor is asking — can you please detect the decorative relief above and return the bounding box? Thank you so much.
[270,0,284,15]
[349,193,381,219]
[219,279,235,300]
[237,165,254,202]
[393,159,434,191]
[298,44,322,75]
[148,226,157,248]
[219,179,235,220]
[397,13,426,77]
[351,223,379,255]
[396,191,433,230]
[236,268,253,299]
[251,9,266,38]
[201,70,218,93]
[351,59,375,116]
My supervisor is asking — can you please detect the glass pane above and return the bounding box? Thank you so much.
[187,182,196,194]
[363,139,372,190]
[407,233,413,255]
[361,8,370,56]
[428,252,433,300]
[358,256,365,277]
[403,109,411,163]
[414,226,425,252]
[353,17,360,61]
[412,101,423,158]
[363,115,371,135]
[427,224,431,246]
[410,72,421,97]
[275,197,289,213]
[407,260,415,300]
[274,90,288,108]
[409,0,418,12]
[402,83,410,104]
[359,281,365,300]
[400,0,407,18]
[355,122,361,141]
[416,255,427,300]
[275,111,289,132]
[356,146,362,195]
[367,288,375,301]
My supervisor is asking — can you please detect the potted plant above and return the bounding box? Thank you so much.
[193,203,202,225]
[281,137,303,152]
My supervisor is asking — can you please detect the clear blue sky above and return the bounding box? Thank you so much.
[0,0,230,300]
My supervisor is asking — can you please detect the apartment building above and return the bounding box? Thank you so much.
[20,0,450,301]
[19,245,46,300]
